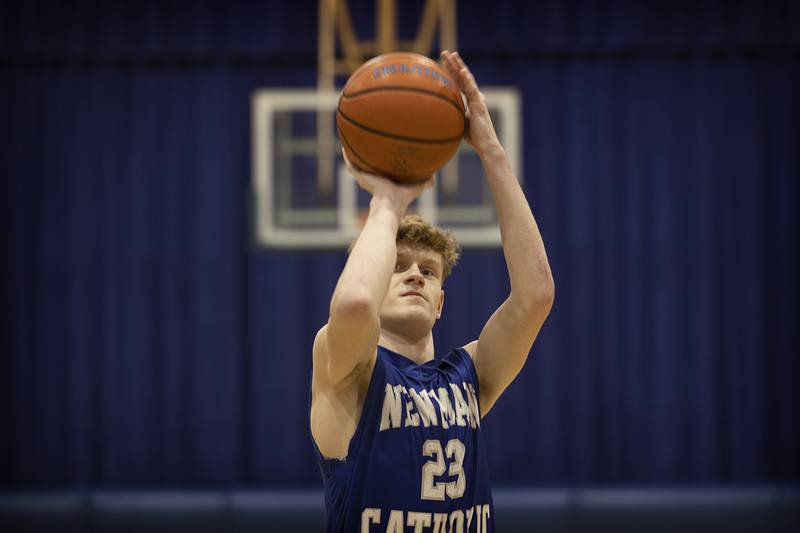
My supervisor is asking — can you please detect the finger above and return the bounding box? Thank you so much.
[341,148,356,172]
[451,52,479,93]
[342,149,374,179]
[440,50,452,69]
[440,51,464,88]
[452,51,469,72]
[447,58,465,87]
[343,153,369,181]
[451,52,478,89]
[439,52,454,78]
[442,50,457,72]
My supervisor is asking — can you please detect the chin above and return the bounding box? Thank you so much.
[381,307,435,330]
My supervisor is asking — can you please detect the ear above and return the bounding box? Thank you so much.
[436,290,445,319]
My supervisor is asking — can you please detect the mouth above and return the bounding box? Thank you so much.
[401,291,426,301]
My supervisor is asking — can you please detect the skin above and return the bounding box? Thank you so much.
[311,50,554,460]
[378,243,446,358]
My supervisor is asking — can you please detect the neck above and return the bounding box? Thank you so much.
[379,329,435,364]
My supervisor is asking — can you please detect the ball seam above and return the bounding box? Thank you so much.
[336,107,464,144]
[341,86,464,115]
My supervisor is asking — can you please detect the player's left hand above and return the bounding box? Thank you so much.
[440,50,502,156]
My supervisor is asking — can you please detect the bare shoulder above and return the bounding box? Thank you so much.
[311,324,331,380]
[461,340,478,358]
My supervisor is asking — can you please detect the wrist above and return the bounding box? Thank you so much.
[369,195,407,220]
[476,141,506,163]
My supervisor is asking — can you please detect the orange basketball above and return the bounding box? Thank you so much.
[337,52,465,183]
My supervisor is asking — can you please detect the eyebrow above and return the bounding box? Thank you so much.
[420,259,441,270]
[396,250,443,272]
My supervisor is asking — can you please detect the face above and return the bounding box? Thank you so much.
[379,244,446,336]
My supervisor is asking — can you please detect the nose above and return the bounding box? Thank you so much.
[404,264,425,287]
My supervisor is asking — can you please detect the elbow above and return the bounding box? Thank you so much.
[530,286,555,316]
[541,284,555,315]
[540,273,555,308]
[517,274,555,316]
[330,287,379,322]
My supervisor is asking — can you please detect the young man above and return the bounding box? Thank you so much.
[310,51,554,532]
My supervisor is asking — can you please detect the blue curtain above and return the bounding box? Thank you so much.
[2,0,798,487]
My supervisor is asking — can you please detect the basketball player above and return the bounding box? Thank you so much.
[310,50,554,532]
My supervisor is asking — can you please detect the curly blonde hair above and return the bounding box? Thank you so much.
[396,215,461,280]
[347,215,461,280]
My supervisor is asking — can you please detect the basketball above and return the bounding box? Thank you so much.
[337,52,465,183]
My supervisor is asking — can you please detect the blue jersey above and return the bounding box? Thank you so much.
[313,345,495,532]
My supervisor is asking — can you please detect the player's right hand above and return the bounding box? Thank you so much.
[440,50,501,157]
[342,149,435,214]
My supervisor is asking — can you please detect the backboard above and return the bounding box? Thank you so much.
[251,88,521,248]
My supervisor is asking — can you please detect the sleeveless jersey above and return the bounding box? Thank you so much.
[313,345,495,533]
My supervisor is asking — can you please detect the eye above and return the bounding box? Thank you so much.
[395,262,407,272]
[422,268,435,277]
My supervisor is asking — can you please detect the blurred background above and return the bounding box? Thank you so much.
[1,0,798,531]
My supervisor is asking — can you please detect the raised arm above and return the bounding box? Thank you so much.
[313,155,434,385]
[441,50,555,415]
